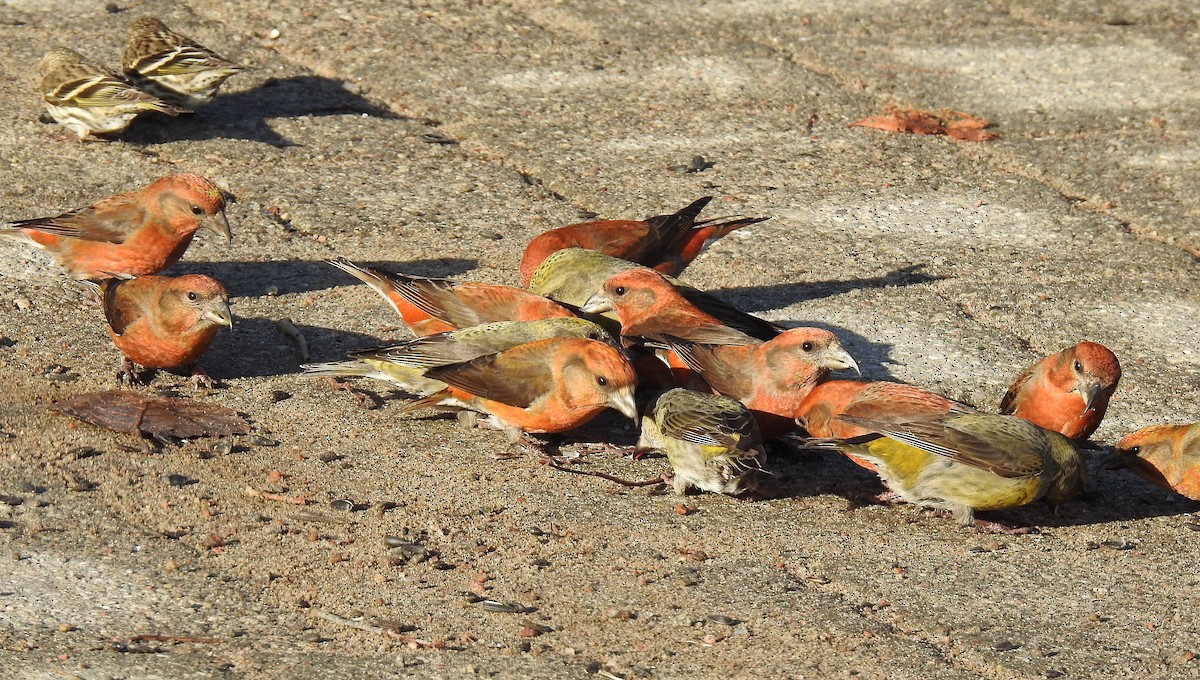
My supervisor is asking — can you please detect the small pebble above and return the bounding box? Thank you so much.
[329,499,354,512]
[706,614,740,626]
[269,391,292,403]
[167,474,196,487]
[13,298,31,311]
[479,600,522,613]
[211,439,233,456]
[249,435,278,447]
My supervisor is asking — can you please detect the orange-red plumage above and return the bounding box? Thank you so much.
[580,267,755,385]
[1000,341,1121,440]
[668,328,859,439]
[100,274,232,385]
[403,336,638,436]
[1111,423,1200,500]
[329,258,574,337]
[4,174,230,280]
[518,197,765,286]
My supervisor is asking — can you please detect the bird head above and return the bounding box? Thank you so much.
[1065,341,1121,412]
[170,274,232,330]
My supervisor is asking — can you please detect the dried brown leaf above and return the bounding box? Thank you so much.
[47,390,249,438]
[852,108,998,141]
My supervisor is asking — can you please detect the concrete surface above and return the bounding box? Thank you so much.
[1,0,1198,678]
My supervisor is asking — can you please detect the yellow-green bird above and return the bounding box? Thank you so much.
[526,247,782,341]
[301,317,617,395]
[636,388,766,496]
[805,412,1086,528]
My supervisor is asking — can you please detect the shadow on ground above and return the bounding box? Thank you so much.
[178,258,479,297]
[718,264,946,312]
[118,75,434,148]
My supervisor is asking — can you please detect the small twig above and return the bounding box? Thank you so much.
[243,486,307,505]
[312,609,437,647]
[128,634,223,644]
[546,459,666,488]
[276,318,311,362]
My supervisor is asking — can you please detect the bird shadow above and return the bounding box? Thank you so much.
[117,75,429,148]
[768,443,1200,529]
[175,258,479,298]
[716,264,946,313]
[1032,455,1200,529]
[203,316,389,380]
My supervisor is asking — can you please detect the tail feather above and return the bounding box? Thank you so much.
[300,360,387,380]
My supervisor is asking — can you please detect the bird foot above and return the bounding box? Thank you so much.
[117,360,147,386]
[972,519,1039,535]
[324,377,374,408]
[846,489,903,511]
[575,441,637,457]
[189,364,215,390]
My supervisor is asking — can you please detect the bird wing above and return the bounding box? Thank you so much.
[8,197,147,244]
[675,286,782,340]
[998,362,1037,415]
[100,279,142,336]
[643,196,712,254]
[45,69,165,109]
[838,413,1046,478]
[846,382,976,421]
[423,343,556,409]
[663,336,755,398]
[656,392,760,453]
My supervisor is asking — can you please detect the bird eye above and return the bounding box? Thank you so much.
[191,205,204,215]
[802,341,814,352]
[1074,360,1083,372]
[187,291,198,301]
[596,376,608,386]
[1129,446,1140,455]
[614,286,626,296]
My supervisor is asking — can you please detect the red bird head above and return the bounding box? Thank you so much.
[1062,341,1121,411]
[155,174,232,240]
[162,274,232,331]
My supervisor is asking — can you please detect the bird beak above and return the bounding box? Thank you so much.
[206,208,233,242]
[825,345,861,376]
[204,300,234,329]
[1075,378,1102,412]
[611,389,638,422]
[580,292,614,314]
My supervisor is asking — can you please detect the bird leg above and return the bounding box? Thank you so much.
[188,363,215,390]
[845,488,903,511]
[117,358,147,386]
[971,518,1039,535]
[324,376,375,408]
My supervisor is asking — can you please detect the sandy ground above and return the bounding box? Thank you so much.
[2,1,1200,678]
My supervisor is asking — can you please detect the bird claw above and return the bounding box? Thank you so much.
[845,489,903,511]
[117,360,146,386]
[189,364,215,390]
[972,519,1039,535]
[323,377,374,408]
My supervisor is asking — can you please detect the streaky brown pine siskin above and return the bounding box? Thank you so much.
[636,388,766,496]
[39,47,187,141]
[122,17,245,108]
